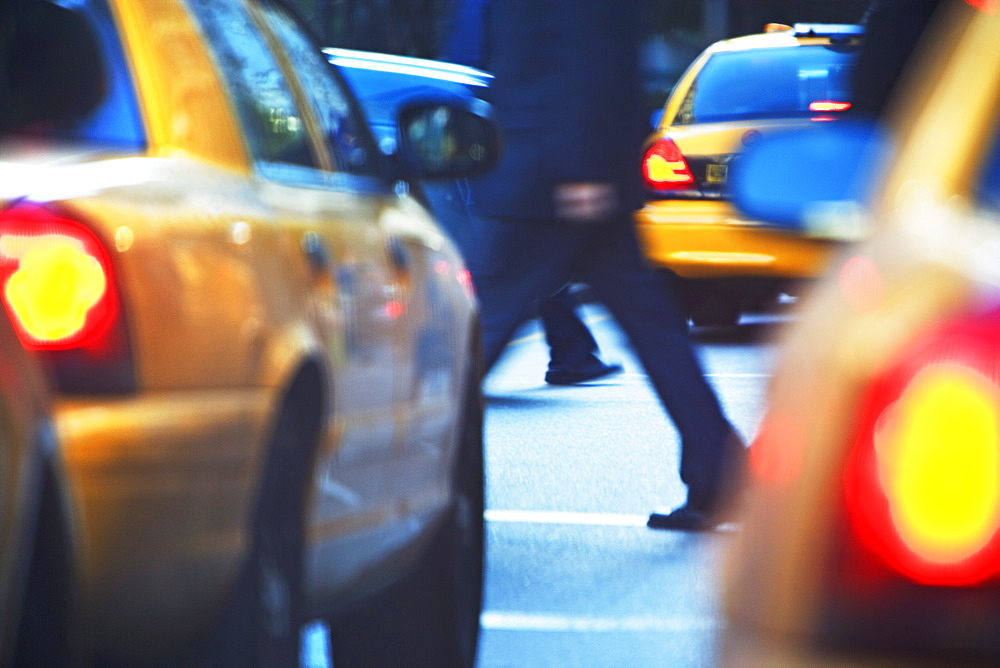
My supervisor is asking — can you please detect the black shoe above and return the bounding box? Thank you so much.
[647,504,720,532]
[545,362,623,386]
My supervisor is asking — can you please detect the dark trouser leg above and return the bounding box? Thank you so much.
[462,217,577,373]
[538,286,603,370]
[579,219,744,507]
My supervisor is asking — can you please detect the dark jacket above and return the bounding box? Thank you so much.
[469,0,647,221]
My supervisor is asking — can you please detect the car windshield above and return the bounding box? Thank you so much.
[674,44,858,125]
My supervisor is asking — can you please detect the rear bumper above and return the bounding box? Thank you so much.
[720,623,879,668]
[635,200,836,280]
[55,388,274,661]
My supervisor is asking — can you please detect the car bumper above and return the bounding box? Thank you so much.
[55,388,275,660]
[720,623,894,668]
[635,200,836,279]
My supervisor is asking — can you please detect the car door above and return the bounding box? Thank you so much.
[182,0,421,583]
[252,2,474,593]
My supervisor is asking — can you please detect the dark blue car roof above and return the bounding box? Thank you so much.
[327,48,491,136]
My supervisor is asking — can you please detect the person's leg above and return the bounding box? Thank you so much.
[539,287,622,385]
[462,216,578,372]
[579,219,746,528]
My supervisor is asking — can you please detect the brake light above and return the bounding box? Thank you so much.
[0,202,117,349]
[456,268,475,300]
[0,201,134,393]
[809,101,852,112]
[642,138,695,191]
[965,0,997,13]
[843,309,1000,586]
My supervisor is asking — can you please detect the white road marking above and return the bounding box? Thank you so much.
[485,509,649,527]
[300,620,332,668]
[484,509,741,533]
[480,611,719,633]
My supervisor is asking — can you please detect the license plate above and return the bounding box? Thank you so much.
[706,163,728,184]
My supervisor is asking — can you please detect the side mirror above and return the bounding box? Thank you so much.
[730,121,888,240]
[396,100,501,179]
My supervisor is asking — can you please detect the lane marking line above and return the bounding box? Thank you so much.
[484,509,741,533]
[480,611,719,633]
[485,509,649,526]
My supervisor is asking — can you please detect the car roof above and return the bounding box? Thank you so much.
[328,47,490,133]
[325,48,492,89]
[707,23,863,54]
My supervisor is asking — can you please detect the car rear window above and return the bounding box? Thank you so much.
[674,45,858,125]
[2,0,146,150]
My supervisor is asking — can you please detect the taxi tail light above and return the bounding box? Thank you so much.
[809,101,852,113]
[818,306,1000,657]
[642,138,696,192]
[0,201,135,394]
[965,0,997,13]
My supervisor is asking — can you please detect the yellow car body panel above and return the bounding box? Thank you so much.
[0,0,480,660]
[636,199,834,279]
[112,0,249,170]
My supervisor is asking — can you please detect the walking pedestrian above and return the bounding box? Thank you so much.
[464,0,747,530]
[439,0,622,387]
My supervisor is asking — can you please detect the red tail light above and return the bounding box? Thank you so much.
[843,308,1000,586]
[642,138,695,191]
[809,101,852,112]
[965,0,997,13]
[0,201,134,393]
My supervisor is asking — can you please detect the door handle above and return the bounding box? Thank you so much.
[302,232,330,272]
[387,236,409,272]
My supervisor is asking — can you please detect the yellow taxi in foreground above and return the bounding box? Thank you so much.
[723,0,1000,664]
[1,0,498,665]
[636,23,861,326]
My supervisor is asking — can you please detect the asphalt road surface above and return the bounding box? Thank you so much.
[300,301,787,668]
[476,301,784,668]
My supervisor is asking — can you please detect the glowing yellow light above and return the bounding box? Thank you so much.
[2,235,107,342]
[645,154,689,183]
[875,365,1000,564]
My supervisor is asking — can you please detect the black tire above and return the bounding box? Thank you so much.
[331,352,485,668]
[675,277,743,329]
[252,368,325,667]
[688,296,742,328]
[185,366,323,668]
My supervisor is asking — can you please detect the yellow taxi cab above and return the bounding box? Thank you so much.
[722,0,1000,664]
[635,23,862,326]
[1,0,498,665]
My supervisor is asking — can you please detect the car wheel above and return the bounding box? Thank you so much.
[331,352,485,668]
[688,295,742,328]
[251,368,324,666]
[188,366,323,667]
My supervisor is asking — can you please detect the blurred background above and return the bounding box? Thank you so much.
[290,0,871,113]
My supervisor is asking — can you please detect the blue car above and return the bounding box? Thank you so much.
[328,48,494,244]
